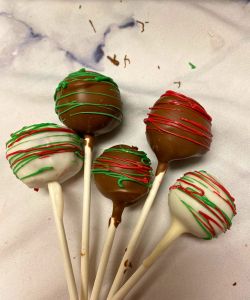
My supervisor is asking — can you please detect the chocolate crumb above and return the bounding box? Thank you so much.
[73,256,76,259]
[129,262,132,268]
[157,65,160,69]
[79,4,82,9]
[136,20,148,33]
[89,19,96,33]
[125,248,127,252]
[233,282,237,286]
[34,188,39,192]
[107,54,120,66]
[174,81,181,88]
[124,259,128,267]
[123,269,127,274]
[124,54,130,68]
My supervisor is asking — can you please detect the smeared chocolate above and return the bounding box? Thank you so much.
[92,145,153,226]
[144,90,212,165]
[54,68,123,136]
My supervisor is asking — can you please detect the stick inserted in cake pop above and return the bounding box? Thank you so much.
[111,170,236,300]
[54,68,123,300]
[90,145,152,300]
[108,90,213,298]
[6,123,84,300]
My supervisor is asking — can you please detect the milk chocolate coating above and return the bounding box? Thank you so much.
[92,145,152,226]
[54,68,123,136]
[144,90,212,164]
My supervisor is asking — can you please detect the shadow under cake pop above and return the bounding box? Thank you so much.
[90,145,153,300]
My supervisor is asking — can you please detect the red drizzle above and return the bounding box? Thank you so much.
[144,90,212,149]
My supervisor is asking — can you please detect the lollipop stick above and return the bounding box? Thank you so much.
[111,218,185,300]
[90,218,117,300]
[81,135,94,300]
[107,164,167,299]
[48,182,78,300]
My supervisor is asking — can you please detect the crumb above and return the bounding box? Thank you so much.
[129,262,132,268]
[107,54,120,66]
[34,188,39,192]
[136,20,149,33]
[48,217,51,221]
[73,256,76,259]
[245,244,248,247]
[124,54,130,68]
[89,19,96,33]
[188,62,196,69]
[125,248,127,252]
[233,282,237,286]
[79,4,82,9]
[174,81,181,88]
[124,259,128,267]
[123,269,127,274]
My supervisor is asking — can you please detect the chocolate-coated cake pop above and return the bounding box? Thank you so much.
[92,145,153,226]
[144,90,212,166]
[54,68,123,136]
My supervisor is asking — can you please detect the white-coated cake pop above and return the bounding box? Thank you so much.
[169,170,236,239]
[6,123,84,189]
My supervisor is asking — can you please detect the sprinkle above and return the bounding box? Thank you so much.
[189,62,196,69]
[174,81,181,88]
[124,54,130,68]
[89,19,96,33]
[107,54,120,66]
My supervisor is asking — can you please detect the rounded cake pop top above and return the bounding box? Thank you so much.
[144,90,212,165]
[92,145,153,226]
[6,123,84,189]
[169,170,236,240]
[54,68,123,136]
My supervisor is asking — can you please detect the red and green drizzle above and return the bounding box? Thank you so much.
[6,123,83,180]
[144,90,212,149]
[92,146,152,188]
[170,170,236,240]
[54,68,122,123]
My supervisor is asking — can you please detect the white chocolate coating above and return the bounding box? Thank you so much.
[168,170,236,239]
[6,123,83,188]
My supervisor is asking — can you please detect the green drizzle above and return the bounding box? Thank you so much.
[92,146,152,188]
[6,123,84,181]
[54,68,122,123]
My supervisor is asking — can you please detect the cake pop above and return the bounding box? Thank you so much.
[90,145,152,300]
[54,68,123,300]
[111,170,236,300]
[108,90,212,298]
[6,123,84,300]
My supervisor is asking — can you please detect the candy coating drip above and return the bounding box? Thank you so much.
[54,68,122,136]
[6,123,84,188]
[145,90,212,163]
[169,170,236,240]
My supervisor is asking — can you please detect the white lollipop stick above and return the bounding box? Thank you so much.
[81,135,94,300]
[90,217,117,300]
[107,164,167,299]
[111,218,185,300]
[48,182,78,300]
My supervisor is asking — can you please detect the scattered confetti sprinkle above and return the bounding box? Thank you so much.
[189,62,196,69]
